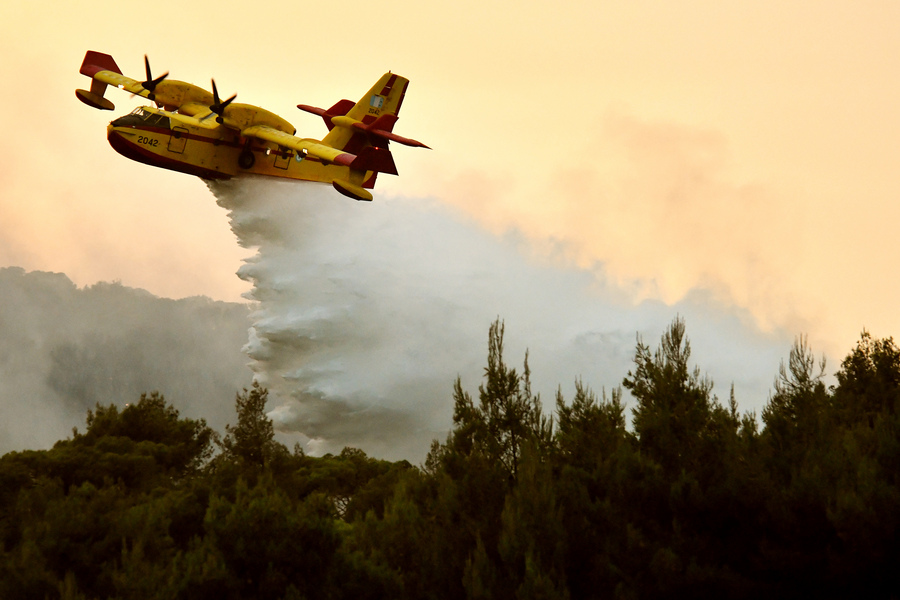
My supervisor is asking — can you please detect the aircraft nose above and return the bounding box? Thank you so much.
[106,123,123,140]
[106,124,140,160]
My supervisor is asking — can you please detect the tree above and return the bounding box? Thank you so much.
[833,330,900,426]
[761,334,829,463]
[292,447,410,521]
[447,319,552,482]
[555,380,628,471]
[220,382,282,469]
[623,317,716,473]
[79,391,216,476]
[415,319,555,600]
[821,332,900,594]
[498,444,570,600]
[552,382,634,597]
[194,475,340,600]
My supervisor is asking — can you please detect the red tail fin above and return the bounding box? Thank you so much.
[79,50,122,77]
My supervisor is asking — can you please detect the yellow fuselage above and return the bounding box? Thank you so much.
[106,106,373,187]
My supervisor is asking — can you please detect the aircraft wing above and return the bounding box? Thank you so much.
[91,70,152,98]
[241,125,356,166]
[177,102,216,118]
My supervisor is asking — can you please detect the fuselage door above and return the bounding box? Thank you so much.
[168,127,188,154]
[273,146,292,170]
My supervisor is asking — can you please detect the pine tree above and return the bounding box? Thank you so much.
[448,319,551,482]
[220,382,281,469]
[623,316,715,472]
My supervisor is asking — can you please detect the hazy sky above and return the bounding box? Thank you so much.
[2,1,899,427]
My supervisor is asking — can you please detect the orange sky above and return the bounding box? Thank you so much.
[2,0,900,358]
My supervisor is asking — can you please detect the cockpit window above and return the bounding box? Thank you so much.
[145,113,169,127]
[126,107,169,127]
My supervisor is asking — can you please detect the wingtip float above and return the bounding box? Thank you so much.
[76,51,429,202]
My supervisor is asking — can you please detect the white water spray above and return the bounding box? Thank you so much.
[208,177,786,461]
[210,178,508,459]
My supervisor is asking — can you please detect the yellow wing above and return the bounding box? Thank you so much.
[241,125,356,166]
[91,70,151,98]
[76,51,215,113]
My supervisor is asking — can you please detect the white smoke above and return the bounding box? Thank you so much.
[208,177,790,461]
[0,267,252,453]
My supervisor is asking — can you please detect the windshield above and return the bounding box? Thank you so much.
[126,107,169,127]
[111,107,171,130]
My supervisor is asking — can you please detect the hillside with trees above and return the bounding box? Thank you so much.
[1,318,898,599]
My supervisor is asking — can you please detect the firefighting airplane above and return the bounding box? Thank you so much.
[76,51,428,201]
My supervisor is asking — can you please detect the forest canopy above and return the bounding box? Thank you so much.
[1,318,898,599]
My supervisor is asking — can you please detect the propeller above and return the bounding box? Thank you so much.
[209,79,237,124]
[140,55,169,102]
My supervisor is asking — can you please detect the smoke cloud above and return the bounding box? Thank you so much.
[0,178,798,462]
[434,111,900,357]
[0,267,252,453]
[0,177,795,462]
[209,178,790,461]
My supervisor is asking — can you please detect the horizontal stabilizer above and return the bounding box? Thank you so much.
[328,113,429,149]
[369,127,430,149]
[297,99,355,131]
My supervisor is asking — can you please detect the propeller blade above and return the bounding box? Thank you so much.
[140,55,168,101]
[209,79,236,124]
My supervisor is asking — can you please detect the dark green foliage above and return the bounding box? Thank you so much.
[555,380,628,470]
[200,476,338,599]
[291,446,412,521]
[833,330,900,425]
[2,392,216,498]
[2,318,900,598]
[447,319,552,484]
[623,316,718,474]
[220,382,280,469]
